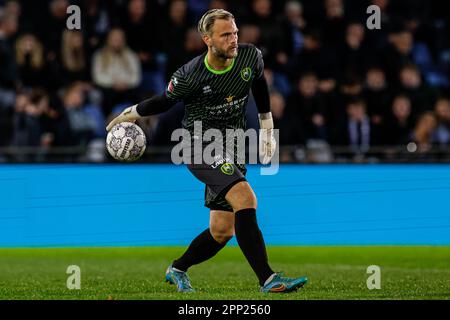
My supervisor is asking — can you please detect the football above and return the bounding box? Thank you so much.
[106,122,146,162]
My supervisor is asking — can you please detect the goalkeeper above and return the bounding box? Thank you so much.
[106,9,307,293]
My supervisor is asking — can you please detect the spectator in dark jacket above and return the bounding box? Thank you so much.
[338,21,378,79]
[0,8,18,91]
[0,8,19,147]
[286,72,328,142]
[120,0,159,72]
[363,66,392,126]
[398,63,437,114]
[332,98,383,153]
[383,94,415,145]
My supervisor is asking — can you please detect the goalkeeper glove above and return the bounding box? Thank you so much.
[258,112,276,164]
[106,104,141,131]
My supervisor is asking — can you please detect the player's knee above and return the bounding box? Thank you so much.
[225,182,258,211]
[231,192,257,212]
[210,227,234,244]
[237,193,257,211]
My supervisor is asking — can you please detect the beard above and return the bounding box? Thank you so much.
[211,44,238,60]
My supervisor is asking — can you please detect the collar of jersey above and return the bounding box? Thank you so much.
[204,54,235,75]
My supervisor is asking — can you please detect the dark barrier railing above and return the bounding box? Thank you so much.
[1,144,450,163]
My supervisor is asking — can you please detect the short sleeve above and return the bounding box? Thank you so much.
[254,46,265,79]
[165,68,191,101]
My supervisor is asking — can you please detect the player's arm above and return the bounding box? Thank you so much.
[106,95,176,131]
[251,49,276,164]
[106,71,189,131]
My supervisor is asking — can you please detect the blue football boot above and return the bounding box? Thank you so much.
[260,272,308,293]
[165,265,195,293]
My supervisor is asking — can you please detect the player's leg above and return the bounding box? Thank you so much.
[172,210,233,272]
[225,181,307,292]
[209,210,235,243]
[181,161,306,292]
[224,181,274,286]
[166,208,234,292]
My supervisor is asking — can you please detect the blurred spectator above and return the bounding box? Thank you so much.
[411,111,437,153]
[398,63,437,113]
[364,0,392,49]
[81,0,111,57]
[4,0,21,35]
[383,94,414,145]
[120,0,166,94]
[12,89,70,160]
[4,0,21,17]
[363,66,391,125]
[0,8,18,90]
[292,27,337,82]
[62,83,97,147]
[270,90,300,146]
[270,90,299,161]
[382,26,437,85]
[279,1,305,60]
[286,72,328,143]
[60,30,90,84]
[40,0,69,60]
[321,0,346,49]
[382,28,415,82]
[209,0,228,10]
[12,91,42,152]
[432,97,450,146]
[184,27,205,59]
[162,0,192,79]
[0,7,18,147]
[247,0,285,70]
[338,22,373,79]
[333,98,383,153]
[335,73,364,123]
[92,28,141,116]
[263,68,291,98]
[15,33,46,88]
[237,23,260,45]
[120,0,158,72]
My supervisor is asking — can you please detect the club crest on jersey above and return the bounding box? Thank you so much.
[220,163,234,175]
[241,67,252,81]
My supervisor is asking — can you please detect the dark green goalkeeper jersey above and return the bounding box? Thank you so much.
[165,43,264,142]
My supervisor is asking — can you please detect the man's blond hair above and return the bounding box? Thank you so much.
[197,9,234,36]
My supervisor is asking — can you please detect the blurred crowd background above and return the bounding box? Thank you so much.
[0,0,449,163]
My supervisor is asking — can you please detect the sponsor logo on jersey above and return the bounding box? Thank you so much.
[225,95,234,103]
[241,67,252,81]
[207,95,248,115]
[203,85,212,94]
[211,155,232,169]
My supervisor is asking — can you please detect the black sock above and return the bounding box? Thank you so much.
[172,228,227,272]
[234,208,274,286]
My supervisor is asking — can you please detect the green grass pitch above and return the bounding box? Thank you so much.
[0,246,449,300]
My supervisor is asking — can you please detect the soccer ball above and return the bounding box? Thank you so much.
[106,122,146,162]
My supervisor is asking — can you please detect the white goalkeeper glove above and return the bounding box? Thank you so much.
[106,104,141,131]
[258,112,276,164]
